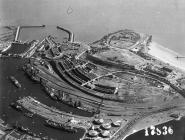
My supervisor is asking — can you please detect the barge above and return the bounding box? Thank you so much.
[10,102,23,112]
[9,76,21,88]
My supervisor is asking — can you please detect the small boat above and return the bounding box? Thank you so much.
[44,86,58,100]
[9,76,21,88]
[21,126,29,133]
[107,113,121,116]
[24,112,34,118]
[45,120,77,133]
[13,124,29,133]
[169,113,179,119]
[10,102,23,112]
[49,91,58,100]
[42,136,49,140]
[27,130,37,137]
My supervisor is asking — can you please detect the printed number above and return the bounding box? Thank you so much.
[150,125,155,135]
[156,127,161,135]
[145,125,173,136]
[168,126,173,134]
[145,127,149,136]
[162,126,168,135]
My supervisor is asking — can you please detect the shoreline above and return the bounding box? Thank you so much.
[148,42,185,72]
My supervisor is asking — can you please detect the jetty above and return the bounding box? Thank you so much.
[17,96,91,129]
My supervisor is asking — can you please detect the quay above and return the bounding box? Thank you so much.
[57,26,74,42]
[16,97,128,140]
[17,96,91,129]
[14,26,20,42]
[0,118,40,140]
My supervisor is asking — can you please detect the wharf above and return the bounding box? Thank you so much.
[17,96,91,129]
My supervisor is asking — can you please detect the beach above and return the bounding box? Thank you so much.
[148,42,185,72]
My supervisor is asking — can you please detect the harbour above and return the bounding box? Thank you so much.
[1,1,185,140]
[1,27,185,140]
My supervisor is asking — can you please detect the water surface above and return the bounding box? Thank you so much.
[0,0,185,55]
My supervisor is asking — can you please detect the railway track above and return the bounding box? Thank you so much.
[34,63,182,115]
[111,105,178,140]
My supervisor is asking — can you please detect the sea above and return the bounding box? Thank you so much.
[0,0,185,140]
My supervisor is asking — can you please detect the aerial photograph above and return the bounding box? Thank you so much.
[0,0,185,140]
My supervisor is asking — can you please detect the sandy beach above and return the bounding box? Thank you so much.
[148,42,185,72]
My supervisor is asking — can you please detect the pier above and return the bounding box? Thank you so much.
[14,25,46,42]
[57,26,74,42]
[14,26,20,42]
[17,96,91,129]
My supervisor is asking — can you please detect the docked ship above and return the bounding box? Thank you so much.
[22,64,40,82]
[24,112,34,118]
[45,120,77,133]
[9,76,21,88]
[13,124,38,137]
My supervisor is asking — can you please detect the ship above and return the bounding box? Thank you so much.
[9,76,21,88]
[22,65,40,82]
[13,123,29,133]
[13,124,38,137]
[107,113,122,116]
[45,120,77,133]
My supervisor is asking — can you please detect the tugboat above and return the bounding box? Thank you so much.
[45,120,77,133]
[10,102,23,112]
[9,76,21,88]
